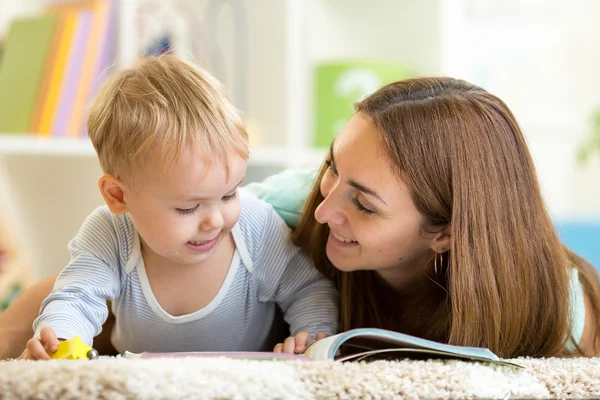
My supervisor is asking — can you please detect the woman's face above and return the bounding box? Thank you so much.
[315,113,441,285]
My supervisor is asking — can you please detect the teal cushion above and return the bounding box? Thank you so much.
[556,221,600,271]
[243,169,318,228]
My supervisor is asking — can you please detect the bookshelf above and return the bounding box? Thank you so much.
[0,135,327,166]
[0,0,477,279]
[1,0,599,280]
[0,135,96,157]
[0,0,456,162]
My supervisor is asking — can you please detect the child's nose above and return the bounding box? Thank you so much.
[200,211,224,231]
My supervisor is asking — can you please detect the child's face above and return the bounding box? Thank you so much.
[123,146,247,267]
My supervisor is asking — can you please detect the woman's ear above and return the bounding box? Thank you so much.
[431,224,452,253]
[98,174,128,214]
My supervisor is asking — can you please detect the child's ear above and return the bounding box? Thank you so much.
[430,224,452,254]
[98,174,128,214]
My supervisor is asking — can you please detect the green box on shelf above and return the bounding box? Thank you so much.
[313,60,411,148]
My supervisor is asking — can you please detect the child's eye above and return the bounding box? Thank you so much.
[222,191,238,202]
[176,205,199,215]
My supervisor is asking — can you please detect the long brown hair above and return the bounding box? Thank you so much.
[293,77,600,358]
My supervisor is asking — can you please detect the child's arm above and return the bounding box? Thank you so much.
[20,327,60,360]
[251,205,339,343]
[270,249,339,338]
[30,207,123,350]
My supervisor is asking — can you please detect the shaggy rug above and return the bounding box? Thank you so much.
[0,357,599,399]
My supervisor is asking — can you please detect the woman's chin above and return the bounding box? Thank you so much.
[326,242,359,272]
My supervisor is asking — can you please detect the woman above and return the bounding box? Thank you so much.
[1,77,598,359]
[278,77,600,357]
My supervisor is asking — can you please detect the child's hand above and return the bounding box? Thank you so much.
[18,327,60,360]
[273,331,328,354]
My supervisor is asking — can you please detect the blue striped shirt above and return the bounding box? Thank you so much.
[33,189,339,353]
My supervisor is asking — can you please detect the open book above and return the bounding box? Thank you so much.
[123,351,309,362]
[301,328,522,367]
[122,328,522,368]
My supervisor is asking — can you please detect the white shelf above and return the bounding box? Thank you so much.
[249,146,327,168]
[0,135,327,167]
[0,135,96,157]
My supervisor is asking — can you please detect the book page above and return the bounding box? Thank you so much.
[122,351,310,362]
[332,328,501,360]
[301,334,341,360]
[302,328,521,366]
[334,348,523,368]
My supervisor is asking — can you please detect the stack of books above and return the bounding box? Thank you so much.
[0,0,117,138]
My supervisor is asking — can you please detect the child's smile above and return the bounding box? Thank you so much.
[186,235,219,253]
[121,145,247,268]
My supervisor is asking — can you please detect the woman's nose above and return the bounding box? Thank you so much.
[314,191,346,226]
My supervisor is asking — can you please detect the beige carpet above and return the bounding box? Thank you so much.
[0,357,599,399]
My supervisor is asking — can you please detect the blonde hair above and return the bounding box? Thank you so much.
[87,55,248,178]
[293,77,600,358]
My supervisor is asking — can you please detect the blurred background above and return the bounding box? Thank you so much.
[0,0,599,300]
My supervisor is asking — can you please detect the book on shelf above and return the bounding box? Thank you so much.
[0,15,58,133]
[0,0,115,138]
[121,328,523,368]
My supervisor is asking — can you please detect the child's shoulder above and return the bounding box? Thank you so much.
[238,188,283,229]
[236,189,289,253]
[77,205,135,246]
[70,206,138,269]
[83,205,132,229]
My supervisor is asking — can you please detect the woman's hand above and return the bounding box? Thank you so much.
[17,327,59,360]
[273,331,328,354]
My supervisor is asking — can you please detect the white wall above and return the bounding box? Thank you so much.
[299,0,600,219]
[1,0,599,279]
[450,0,600,220]
[306,0,444,74]
[0,156,104,278]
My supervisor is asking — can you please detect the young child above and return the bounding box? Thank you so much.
[19,55,338,360]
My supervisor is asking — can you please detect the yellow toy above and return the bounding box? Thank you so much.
[47,335,99,360]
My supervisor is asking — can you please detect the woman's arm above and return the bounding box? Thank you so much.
[0,274,56,359]
[0,273,117,359]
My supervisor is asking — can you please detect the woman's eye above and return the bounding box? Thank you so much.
[352,196,375,215]
[176,205,199,215]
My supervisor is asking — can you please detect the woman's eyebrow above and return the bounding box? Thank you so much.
[348,180,387,206]
[330,139,387,206]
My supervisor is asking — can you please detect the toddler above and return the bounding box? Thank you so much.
[20,55,338,359]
